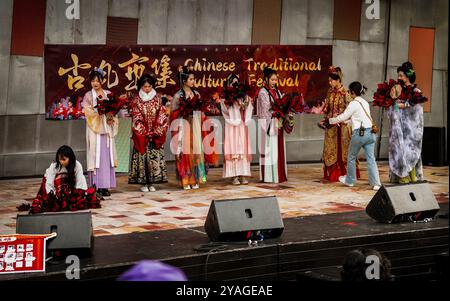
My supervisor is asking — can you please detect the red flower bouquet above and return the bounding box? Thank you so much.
[95,92,128,115]
[373,80,428,108]
[372,79,398,108]
[220,82,259,107]
[174,94,219,118]
[271,93,305,134]
[271,93,305,119]
[403,85,428,105]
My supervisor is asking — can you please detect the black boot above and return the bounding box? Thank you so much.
[102,189,111,197]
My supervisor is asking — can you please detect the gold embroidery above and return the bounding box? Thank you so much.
[322,87,352,167]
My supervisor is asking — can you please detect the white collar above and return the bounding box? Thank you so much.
[139,89,157,102]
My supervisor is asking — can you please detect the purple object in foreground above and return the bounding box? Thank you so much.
[117,260,187,281]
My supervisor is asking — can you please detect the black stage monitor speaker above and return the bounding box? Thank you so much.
[366,181,440,223]
[204,196,284,242]
[16,211,93,251]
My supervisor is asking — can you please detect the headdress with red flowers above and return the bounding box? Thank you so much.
[328,66,343,81]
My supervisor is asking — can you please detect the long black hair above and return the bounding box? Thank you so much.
[55,145,77,187]
[263,67,281,98]
[397,61,416,83]
[263,67,277,83]
[178,66,197,98]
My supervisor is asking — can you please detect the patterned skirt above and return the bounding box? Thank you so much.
[128,142,168,185]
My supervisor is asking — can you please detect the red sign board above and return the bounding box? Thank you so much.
[44,45,332,119]
[0,233,56,274]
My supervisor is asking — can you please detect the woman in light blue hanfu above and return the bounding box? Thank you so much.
[387,61,428,184]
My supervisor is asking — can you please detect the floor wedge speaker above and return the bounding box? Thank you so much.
[205,196,284,242]
[366,181,440,223]
[16,211,93,251]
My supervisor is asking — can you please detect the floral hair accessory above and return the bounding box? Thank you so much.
[328,66,343,81]
[93,67,106,77]
[406,69,415,78]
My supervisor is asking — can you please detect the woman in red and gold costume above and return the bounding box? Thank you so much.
[320,66,360,182]
[128,73,169,192]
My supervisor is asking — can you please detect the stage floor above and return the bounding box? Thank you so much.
[0,203,448,281]
[0,162,448,236]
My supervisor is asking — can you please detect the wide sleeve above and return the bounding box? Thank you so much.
[257,89,272,119]
[75,161,88,190]
[153,97,169,137]
[169,92,181,121]
[407,86,428,106]
[244,97,254,125]
[257,89,276,135]
[322,90,331,115]
[220,99,230,119]
[128,98,147,153]
[81,92,105,134]
[130,99,146,136]
[109,115,119,137]
[220,100,241,126]
[44,163,56,194]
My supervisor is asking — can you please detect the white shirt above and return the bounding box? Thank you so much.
[44,160,88,194]
[329,96,373,130]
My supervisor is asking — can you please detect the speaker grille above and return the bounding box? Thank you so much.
[204,196,284,241]
[366,182,440,223]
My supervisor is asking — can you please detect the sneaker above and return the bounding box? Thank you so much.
[232,177,240,185]
[339,176,354,187]
[102,189,111,196]
[148,185,156,192]
[183,185,191,190]
[191,184,199,189]
[373,185,381,191]
[240,177,249,185]
[140,185,149,193]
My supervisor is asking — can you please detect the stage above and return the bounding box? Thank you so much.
[1,162,448,236]
[0,203,448,281]
[0,162,448,280]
